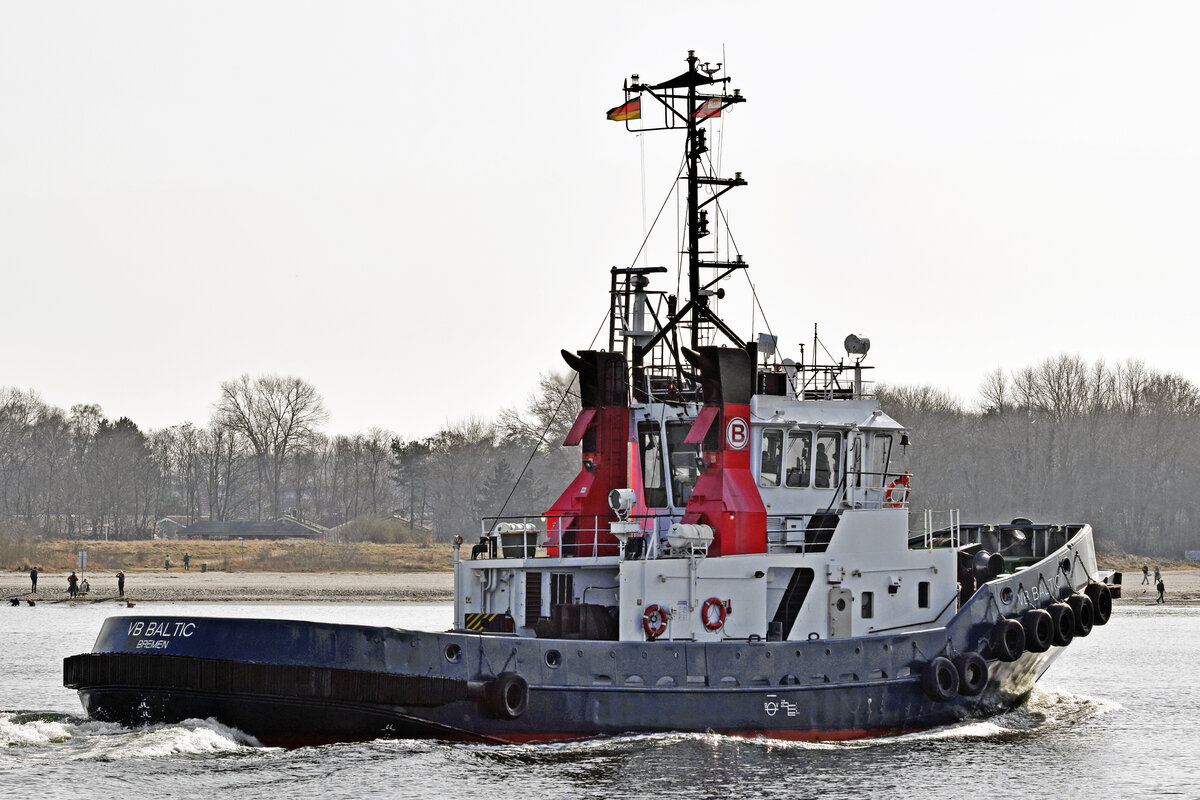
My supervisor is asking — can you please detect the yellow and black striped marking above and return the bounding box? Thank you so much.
[464,613,501,632]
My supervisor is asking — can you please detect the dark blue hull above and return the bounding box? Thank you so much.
[64,543,1105,746]
[65,612,1063,746]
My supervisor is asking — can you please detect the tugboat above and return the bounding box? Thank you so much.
[64,51,1113,746]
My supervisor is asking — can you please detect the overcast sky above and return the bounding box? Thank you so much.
[3,2,1199,437]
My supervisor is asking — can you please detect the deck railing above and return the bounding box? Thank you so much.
[918,508,961,549]
[474,512,694,559]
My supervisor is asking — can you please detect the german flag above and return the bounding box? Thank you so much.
[606,97,641,121]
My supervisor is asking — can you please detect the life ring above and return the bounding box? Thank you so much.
[885,472,912,507]
[701,597,727,632]
[642,604,668,640]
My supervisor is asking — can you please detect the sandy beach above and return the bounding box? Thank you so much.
[3,568,1195,606]
[1,570,453,604]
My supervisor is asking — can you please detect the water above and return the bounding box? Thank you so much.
[3,602,1198,798]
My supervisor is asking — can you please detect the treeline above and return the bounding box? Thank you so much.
[0,373,580,544]
[2,356,1197,557]
[882,355,1200,558]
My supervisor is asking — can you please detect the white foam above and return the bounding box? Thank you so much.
[0,713,74,747]
[89,718,260,760]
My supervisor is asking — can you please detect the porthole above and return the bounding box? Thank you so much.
[444,644,461,663]
[1000,587,1014,605]
[545,649,562,668]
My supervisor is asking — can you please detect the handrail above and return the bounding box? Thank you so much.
[920,509,960,549]
[475,512,683,559]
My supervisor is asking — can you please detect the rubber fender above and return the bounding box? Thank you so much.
[922,656,959,702]
[483,672,529,720]
[1047,602,1075,647]
[1084,582,1112,625]
[1067,593,1094,637]
[953,651,989,697]
[1021,608,1054,654]
[990,618,1025,663]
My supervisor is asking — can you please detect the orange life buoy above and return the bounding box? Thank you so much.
[642,604,668,640]
[701,597,727,631]
[885,472,912,507]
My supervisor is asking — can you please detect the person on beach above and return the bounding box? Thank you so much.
[117,571,125,598]
[1142,565,1150,584]
[183,553,190,571]
[80,578,90,594]
[1156,578,1166,603]
[30,567,38,593]
[1154,566,1161,585]
[165,554,171,571]
[67,571,79,599]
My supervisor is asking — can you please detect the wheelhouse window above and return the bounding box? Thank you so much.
[665,421,702,506]
[814,432,841,489]
[786,430,811,487]
[638,422,667,508]
[760,428,783,487]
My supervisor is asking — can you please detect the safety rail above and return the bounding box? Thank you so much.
[788,361,875,399]
[765,513,840,553]
[845,470,912,510]
[468,515,676,561]
[918,509,961,549]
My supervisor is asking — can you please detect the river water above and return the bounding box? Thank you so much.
[2,601,1196,799]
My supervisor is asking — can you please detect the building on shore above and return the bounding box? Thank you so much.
[179,516,327,541]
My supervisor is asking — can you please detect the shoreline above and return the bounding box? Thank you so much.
[0,570,453,604]
[3,568,1197,606]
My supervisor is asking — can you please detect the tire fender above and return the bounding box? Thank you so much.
[953,651,989,697]
[1067,593,1094,637]
[483,672,529,720]
[990,618,1025,663]
[1084,582,1112,625]
[922,656,959,702]
[1047,602,1075,647]
[1021,608,1054,654]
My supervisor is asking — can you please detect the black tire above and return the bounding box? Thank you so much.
[991,618,1025,663]
[1084,582,1112,625]
[484,672,529,720]
[1068,593,1094,637]
[922,656,959,702]
[1021,608,1054,654]
[954,651,989,697]
[1048,602,1075,647]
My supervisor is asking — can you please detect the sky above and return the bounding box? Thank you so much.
[3,2,1199,438]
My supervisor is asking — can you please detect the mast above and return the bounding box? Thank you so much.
[613,51,748,400]
[685,50,701,351]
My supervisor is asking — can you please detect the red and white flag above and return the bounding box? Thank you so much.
[692,98,722,119]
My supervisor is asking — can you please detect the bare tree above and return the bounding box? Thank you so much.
[214,374,328,519]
